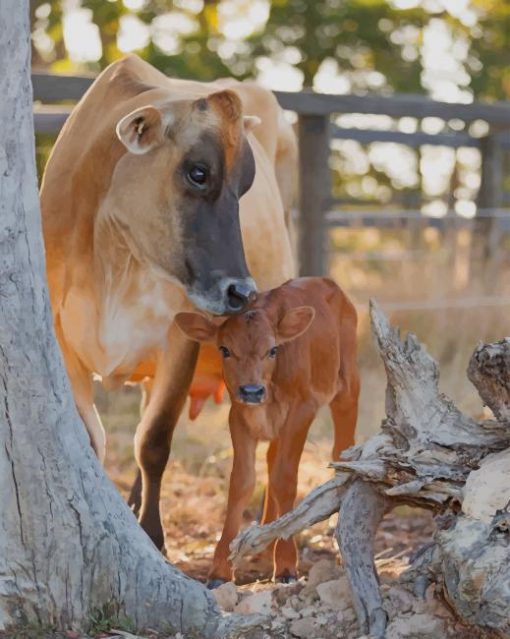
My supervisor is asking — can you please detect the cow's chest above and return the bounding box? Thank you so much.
[60,270,182,380]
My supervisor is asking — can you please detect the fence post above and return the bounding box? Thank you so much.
[475,133,503,260]
[297,113,331,276]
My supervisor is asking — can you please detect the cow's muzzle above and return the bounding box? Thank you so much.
[187,276,257,315]
[226,282,256,313]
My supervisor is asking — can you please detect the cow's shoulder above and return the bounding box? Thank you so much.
[107,54,168,91]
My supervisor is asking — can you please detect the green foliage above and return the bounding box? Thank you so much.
[469,0,510,100]
[30,0,510,99]
[87,599,137,635]
[35,132,56,183]
[246,0,428,89]
[30,1,509,208]
[6,622,56,639]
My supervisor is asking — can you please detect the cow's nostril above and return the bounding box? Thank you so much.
[226,282,256,313]
[238,384,266,404]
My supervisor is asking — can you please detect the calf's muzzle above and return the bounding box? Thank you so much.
[238,384,266,404]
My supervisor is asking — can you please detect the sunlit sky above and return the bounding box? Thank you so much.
[35,0,494,217]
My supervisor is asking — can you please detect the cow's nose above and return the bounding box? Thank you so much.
[226,282,257,313]
[238,384,266,404]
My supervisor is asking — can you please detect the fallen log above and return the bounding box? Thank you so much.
[230,300,510,638]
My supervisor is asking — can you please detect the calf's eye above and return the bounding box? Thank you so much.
[219,346,231,359]
[268,345,278,359]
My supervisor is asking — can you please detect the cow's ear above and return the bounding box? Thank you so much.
[175,312,219,343]
[276,306,315,343]
[116,105,171,155]
[243,115,261,132]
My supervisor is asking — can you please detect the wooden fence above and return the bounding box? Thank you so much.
[32,73,510,276]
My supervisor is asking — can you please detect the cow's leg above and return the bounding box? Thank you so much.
[135,325,199,550]
[270,405,315,582]
[128,379,152,515]
[209,409,257,586]
[330,371,360,461]
[58,331,106,464]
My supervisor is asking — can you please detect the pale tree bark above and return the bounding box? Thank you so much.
[0,3,261,636]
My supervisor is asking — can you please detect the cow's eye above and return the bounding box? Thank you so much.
[187,164,208,188]
[219,346,231,358]
[268,345,278,359]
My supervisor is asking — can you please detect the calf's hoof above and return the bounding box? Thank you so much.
[207,577,228,590]
[275,572,297,584]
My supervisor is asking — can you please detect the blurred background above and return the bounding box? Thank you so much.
[30,0,510,581]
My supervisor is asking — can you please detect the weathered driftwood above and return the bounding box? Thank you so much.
[230,300,510,638]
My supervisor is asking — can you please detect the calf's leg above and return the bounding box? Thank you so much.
[251,441,279,571]
[134,324,199,550]
[261,440,279,525]
[330,371,360,461]
[209,410,257,586]
[269,405,315,582]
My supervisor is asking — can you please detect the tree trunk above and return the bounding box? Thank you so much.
[0,4,260,636]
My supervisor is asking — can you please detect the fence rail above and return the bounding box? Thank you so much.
[31,72,510,275]
[325,207,510,229]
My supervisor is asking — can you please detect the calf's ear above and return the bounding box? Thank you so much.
[175,312,219,343]
[276,306,315,343]
[116,105,173,154]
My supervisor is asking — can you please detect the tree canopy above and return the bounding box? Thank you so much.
[31,0,510,100]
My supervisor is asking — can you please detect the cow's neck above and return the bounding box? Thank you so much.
[93,216,138,301]
[92,213,180,309]
[84,216,184,379]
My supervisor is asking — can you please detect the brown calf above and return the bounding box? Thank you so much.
[176,277,359,585]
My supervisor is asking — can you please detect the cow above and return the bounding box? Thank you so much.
[175,276,360,585]
[40,54,296,550]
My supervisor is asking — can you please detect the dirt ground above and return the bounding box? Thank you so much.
[85,381,484,639]
[4,339,494,639]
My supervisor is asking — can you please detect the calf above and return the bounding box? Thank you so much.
[175,277,359,585]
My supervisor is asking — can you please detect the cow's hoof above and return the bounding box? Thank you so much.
[275,573,297,584]
[207,578,228,590]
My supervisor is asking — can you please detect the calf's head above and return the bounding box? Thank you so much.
[176,306,315,405]
[111,89,259,314]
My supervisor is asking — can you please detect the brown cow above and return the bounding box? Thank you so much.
[40,55,296,550]
[176,277,360,585]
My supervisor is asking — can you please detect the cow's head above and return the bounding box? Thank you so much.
[112,90,260,314]
[175,306,315,405]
